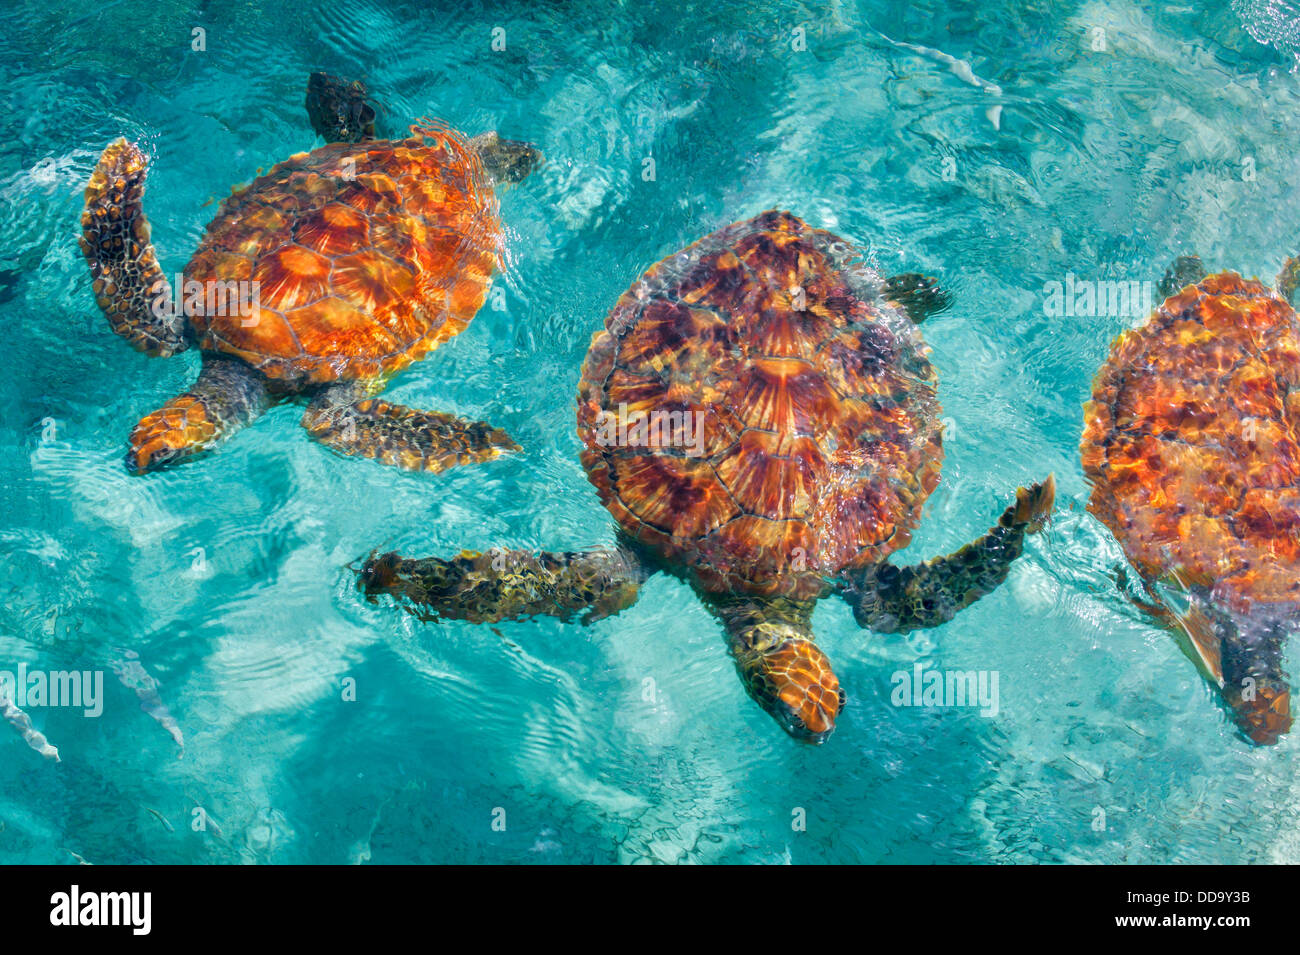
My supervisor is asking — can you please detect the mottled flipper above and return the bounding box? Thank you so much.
[302,384,519,474]
[842,475,1055,632]
[80,139,188,356]
[129,357,269,473]
[358,547,645,625]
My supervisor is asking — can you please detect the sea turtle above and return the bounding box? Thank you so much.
[357,210,1055,742]
[1082,255,1300,745]
[80,72,540,474]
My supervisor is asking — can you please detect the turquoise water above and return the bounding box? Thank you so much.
[4,0,1300,863]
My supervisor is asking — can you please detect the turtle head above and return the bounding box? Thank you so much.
[723,605,845,743]
[1200,609,1295,745]
[357,551,409,600]
[1224,677,1292,746]
[470,131,544,185]
[305,72,377,144]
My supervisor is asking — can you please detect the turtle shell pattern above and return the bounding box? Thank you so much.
[577,210,943,600]
[185,123,500,384]
[1082,271,1300,614]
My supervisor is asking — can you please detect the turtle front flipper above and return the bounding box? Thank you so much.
[80,139,188,356]
[128,357,270,472]
[302,383,520,474]
[842,474,1055,633]
[706,595,844,743]
[358,547,646,624]
[882,273,951,324]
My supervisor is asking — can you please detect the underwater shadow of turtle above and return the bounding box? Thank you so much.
[358,210,1055,743]
[1084,258,1300,745]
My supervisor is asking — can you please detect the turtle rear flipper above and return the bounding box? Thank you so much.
[80,139,188,356]
[358,547,645,625]
[842,474,1055,633]
[128,357,270,473]
[302,383,521,474]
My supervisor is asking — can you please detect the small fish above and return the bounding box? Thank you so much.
[184,794,227,840]
[110,650,184,750]
[145,806,175,833]
[885,36,1004,95]
[63,848,92,865]
[0,692,59,761]
[877,32,1005,129]
[200,809,225,839]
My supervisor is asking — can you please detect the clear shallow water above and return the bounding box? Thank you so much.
[3,0,1300,863]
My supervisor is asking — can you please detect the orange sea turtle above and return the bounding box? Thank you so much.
[80,72,540,474]
[359,210,1054,742]
[1083,256,1300,745]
